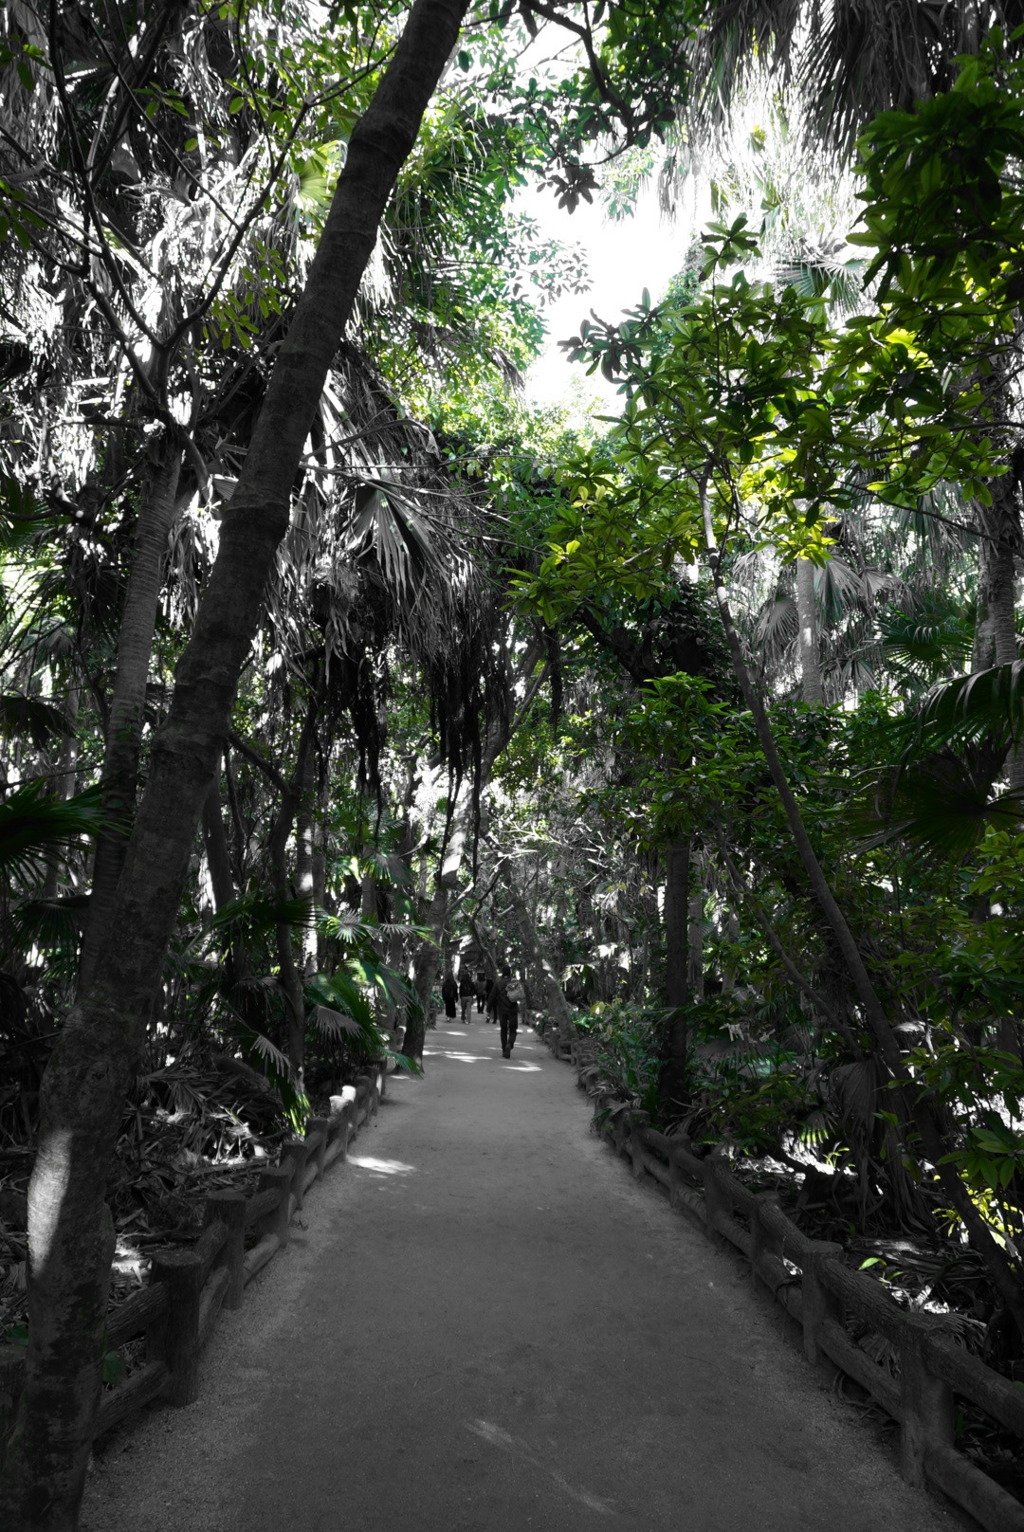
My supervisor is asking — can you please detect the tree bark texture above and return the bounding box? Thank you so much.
[659,840,690,1109]
[795,556,824,705]
[973,476,1024,789]
[268,702,319,1092]
[401,882,448,1063]
[77,442,183,995]
[201,765,237,915]
[3,6,471,1526]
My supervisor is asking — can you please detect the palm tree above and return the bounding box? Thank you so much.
[688,0,1024,158]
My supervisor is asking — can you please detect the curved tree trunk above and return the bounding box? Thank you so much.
[2,8,470,1525]
[77,442,183,995]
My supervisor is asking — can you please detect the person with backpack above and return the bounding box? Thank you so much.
[458,967,475,1022]
[493,964,525,1058]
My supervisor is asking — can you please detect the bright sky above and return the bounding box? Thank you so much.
[519,172,698,409]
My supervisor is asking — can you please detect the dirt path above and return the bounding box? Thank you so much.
[81,1019,961,1532]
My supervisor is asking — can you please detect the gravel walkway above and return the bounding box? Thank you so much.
[81,1019,962,1532]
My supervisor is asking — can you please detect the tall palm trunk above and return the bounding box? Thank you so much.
[973,475,1024,790]
[77,441,183,995]
[1,8,470,1525]
[795,556,824,704]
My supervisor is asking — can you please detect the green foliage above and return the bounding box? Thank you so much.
[577,1003,661,1120]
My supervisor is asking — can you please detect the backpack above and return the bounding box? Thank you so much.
[506,980,525,1003]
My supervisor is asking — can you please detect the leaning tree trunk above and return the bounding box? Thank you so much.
[0,8,470,1527]
[77,441,183,995]
[658,840,690,1110]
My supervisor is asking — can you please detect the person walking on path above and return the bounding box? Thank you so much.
[493,965,523,1057]
[458,968,475,1022]
[441,969,458,1023]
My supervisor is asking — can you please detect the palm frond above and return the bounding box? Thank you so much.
[1,894,85,964]
[0,693,74,750]
[916,661,1024,753]
[0,781,108,888]
[204,891,313,948]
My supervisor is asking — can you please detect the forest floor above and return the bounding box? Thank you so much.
[80,1018,964,1532]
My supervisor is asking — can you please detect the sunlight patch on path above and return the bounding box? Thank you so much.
[347,1155,416,1176]
[421,1048,487,1063]
[466,1419,618,1516]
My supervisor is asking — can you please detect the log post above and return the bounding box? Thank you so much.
[306,1118,330,1181]
[203,1191,247,1310]
[750,1194,776,1290]
[280,1139,309,1213]
[258,1165,293,1247]
[627,1112,650,1180]
[801,1242,844,1365]
[702,1155,731,1242]
[900,1316,954,1488]
[150,1249,203,1406]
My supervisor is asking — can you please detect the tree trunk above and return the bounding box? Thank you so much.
[659,840,690,1109]
[201,765,236,915]
[505,883,574,1042]
[401,883,447,1063]
[268,698,319,1093]
[973,477,1020,674]
[401,820,466,1063]
[688,851,705,1002]
[973,477,1023,787]
[77,442,183,995]
[42,687,81,901]
[795,556,824,704]
[2,8,470,1525]
[294,725,318,978]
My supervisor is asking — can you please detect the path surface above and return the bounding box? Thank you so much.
[82,1019,960,1532]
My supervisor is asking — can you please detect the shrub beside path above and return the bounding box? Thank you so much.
[81,1020,961,1532]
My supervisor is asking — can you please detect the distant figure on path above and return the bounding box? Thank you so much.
[441,969,458,1022]
[484,974,496,1023]
[458,968,475,1022]
[493,965,524,1058]
[475,971,487,1014]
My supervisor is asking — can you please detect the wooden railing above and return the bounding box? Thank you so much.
[541,1025,1024,1532]
[0,1068,383,1442]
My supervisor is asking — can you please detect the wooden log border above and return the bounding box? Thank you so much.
[0,1066,387,1451]
[539,1024,1024,1532]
